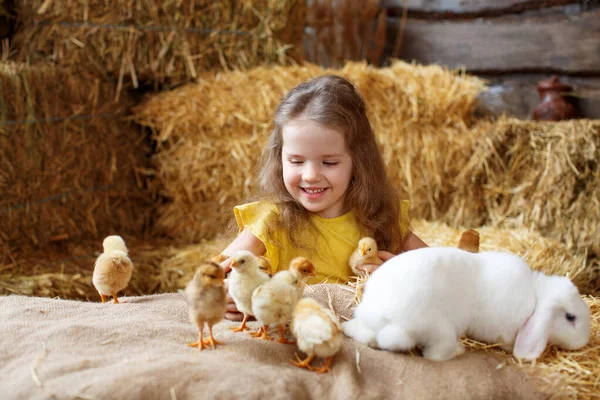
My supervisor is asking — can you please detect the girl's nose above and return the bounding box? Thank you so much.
[302,163,320,182]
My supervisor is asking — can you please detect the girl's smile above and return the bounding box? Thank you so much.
[301,187,328,199]
[281,120,353,218]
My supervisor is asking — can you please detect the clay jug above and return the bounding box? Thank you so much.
[533,76,578,121]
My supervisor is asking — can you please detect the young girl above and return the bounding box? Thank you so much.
[219,74,427,320]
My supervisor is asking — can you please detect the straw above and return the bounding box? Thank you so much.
[12,0,305,93]
[0,62,153,254]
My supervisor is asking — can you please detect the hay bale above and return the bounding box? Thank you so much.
[0,62,152,255]
[133,60,486,242]
[457,118,600,260]
[11,0,305,91]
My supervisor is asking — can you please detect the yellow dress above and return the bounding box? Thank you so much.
[234,200,410,284]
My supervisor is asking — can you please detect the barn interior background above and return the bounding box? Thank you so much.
[1,1,600,396]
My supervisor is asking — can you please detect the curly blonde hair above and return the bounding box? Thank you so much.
[257,75,407,253]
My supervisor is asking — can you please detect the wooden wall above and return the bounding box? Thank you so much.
[305,0,600,119]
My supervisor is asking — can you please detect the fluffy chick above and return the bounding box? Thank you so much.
[290,298,343,374]
[185,262,227,350]
[458,229,480,253]
[92,235,133,304]
[251,257,316,343]
[228,250,270,333]
[289,257,316,299]
[211,253,270,275]
[257,255,273,277]
[349,237,383,275]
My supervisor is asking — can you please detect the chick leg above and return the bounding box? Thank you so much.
[248,325,265,337]
[290,353,315,369]
[229,314,250,332]
[100,294,107,303]
[111,291,120,304]
[276,324,295,344]
[311,356,334,374]
[187,329,206,351]
[203,324,224,349]
[256,324,274,340]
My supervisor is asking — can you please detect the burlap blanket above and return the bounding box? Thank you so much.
[1,285,548,399]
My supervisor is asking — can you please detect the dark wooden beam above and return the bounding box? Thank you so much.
[383,0,583,19]
[385,7,600,74]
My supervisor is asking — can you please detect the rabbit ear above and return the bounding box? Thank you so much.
[513,306,552,360]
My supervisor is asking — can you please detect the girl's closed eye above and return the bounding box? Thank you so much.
[323,161,339,166]
[288,159,304,164]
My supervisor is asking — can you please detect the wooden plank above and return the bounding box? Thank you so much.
[385,8,600,73]
[381,0,578,14]
[476,75,600,119]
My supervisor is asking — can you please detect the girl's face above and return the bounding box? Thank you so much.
[281,120,353,218]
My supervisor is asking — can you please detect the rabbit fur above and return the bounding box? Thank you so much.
[342,247,590,361]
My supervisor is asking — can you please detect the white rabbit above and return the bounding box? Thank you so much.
[341,247,590,361]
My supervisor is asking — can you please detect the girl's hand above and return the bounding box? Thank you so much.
[357,264,380,274]
[225,296,244,321]
[223,278,244,321]
[378,251,396,262]
[220,257,232,274]
[357,251,397,274]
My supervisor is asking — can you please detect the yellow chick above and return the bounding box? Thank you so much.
[458,229,480,253]
[251,257,316,343]
[290,298,343,374]
[211,253,270,275]
[348,237,383,275]
[92,235,133,304]
[257,255,273,276]
[185,262,227,351]
[228,250,270,333]
[289,257,316,299]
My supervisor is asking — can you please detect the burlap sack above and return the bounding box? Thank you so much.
[0,285,548,399]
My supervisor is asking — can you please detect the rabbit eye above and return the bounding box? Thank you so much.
[565,313,576,322]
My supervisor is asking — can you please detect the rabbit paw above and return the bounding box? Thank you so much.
[376,325,416,352]
[342,318,377,347]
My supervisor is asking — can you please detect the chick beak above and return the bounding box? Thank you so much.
[230,259,239,268]
[308,268,317,277]
[361,249,367,256]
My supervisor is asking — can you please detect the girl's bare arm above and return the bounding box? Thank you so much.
[219,228,267,271]
[400,231,428,252]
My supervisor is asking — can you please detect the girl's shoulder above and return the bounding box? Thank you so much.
[234,201,279,225]
[235,200,278,213]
